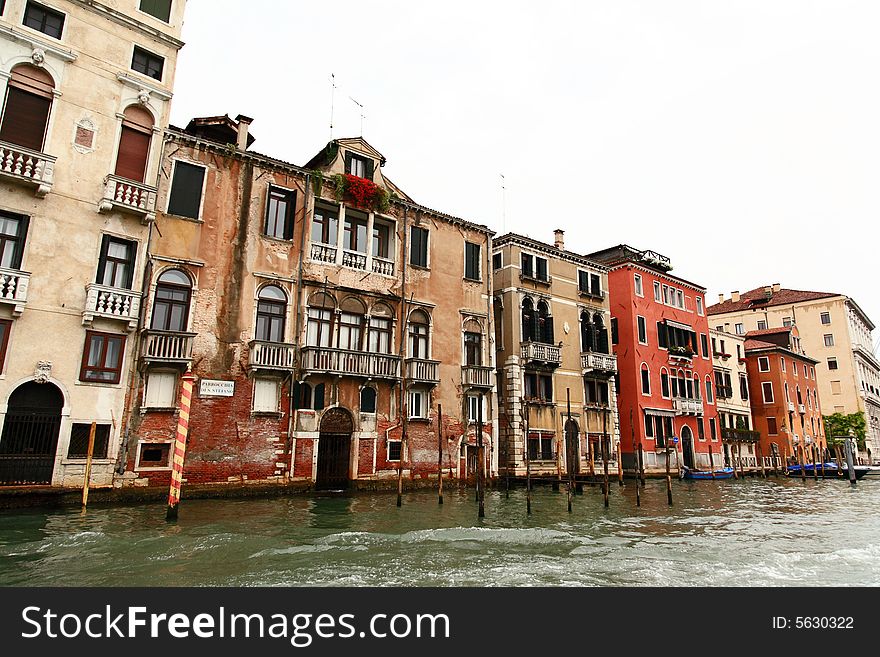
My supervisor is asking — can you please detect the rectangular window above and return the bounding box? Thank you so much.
[782,317,792,327]
[387,440,402,462]
[144,371,176,408]
[367,316,391,354]
[80,331,126,384]
[803,364,808,377]
[705,379,714,403]
[644,411,654,439]
[758,356,770,372]
[634,274,643,297]
[824,334,834,347]
[311,204,339,246]
[820,312,831,325]
[757,320,767,330]
[696,296,704,316]
[700,334,709,358]
[611,318,618,345]
[761,381,774,403]
[739,374,749,401]
[96,235,137,290]
[584,379,609,405]
[346,153,372,178]
[735,323,745,336]
[23,1,64,39]
[521,253,534,278]
[464,242,481,281]
[637,316,647,344]
[709,418,717,441]
[660,371,670,398]
[492,252,502,270]
[167,161,206,220]
[653,281,662,302]
[253,378,280,413]
[0,319,11,373]
[464,332,482,366]
[408,389,427,418]
[527,432,555,461]
[524,372,553,402]
[132,45,164,81]
[0,210,29,270]
[767,417,778,435]
[344,211,368,253]
[264,187,295,240]
[137,442,171,469]
[467,394,486,423]
[641,367,650,395]
[410,226,429,268]
[535,257,548,282]
[780,357,786,372]
[67,423,111,459]
[139,0,173,22]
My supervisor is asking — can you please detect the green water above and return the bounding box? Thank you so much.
[1,478,878,586]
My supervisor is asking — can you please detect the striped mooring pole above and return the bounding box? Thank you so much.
[166,370,196,522]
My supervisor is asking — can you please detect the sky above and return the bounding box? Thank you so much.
[170,0,880,349]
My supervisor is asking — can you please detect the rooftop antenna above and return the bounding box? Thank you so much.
[350,96,365,136]
[329,73,336,140]
[500,173,507,233]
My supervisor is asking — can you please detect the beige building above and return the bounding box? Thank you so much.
[0,0,185,486]
[708,285,880,462]
[493,231,618,478]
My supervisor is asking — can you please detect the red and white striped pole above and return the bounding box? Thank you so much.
[166,370,196,521]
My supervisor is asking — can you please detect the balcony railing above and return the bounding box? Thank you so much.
[798,403,806,414]
[0,140,55,197]
[461,365,494,388]
[715,385,734,400]
[668,347,695,364]
[310,243,337,264]
[520,272,551,285]
[521,342,562,366]
[0,267,30,316]
[98,175,157,223]
[249,340,295,371]
[581,352,618,373]
[578,287,606,300]
[372,257,395,276]
[83,284,141,331]
[342,250,367,270]
[673,397,704,416]
[722,427,761,443]
[301,346,400,379]
[141,330,196,363]
[406,358,440,384]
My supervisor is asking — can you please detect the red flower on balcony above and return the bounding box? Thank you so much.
[334,173,391,213]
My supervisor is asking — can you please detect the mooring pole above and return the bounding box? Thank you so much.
[783,443,790,476]
[524,404,531,515]
[757,441,766,478]
[811,443,818,481]
[708,442,716,480]
[80,422,97,512]
[603,436,610,508]
[566,389,573,513]
[166,371,196,522]
[665,443,673,506]
[846,437,857,486]
[477,393,485,518]
[639,442,646,486]
[798,442,806,481]
[437,403,444,505]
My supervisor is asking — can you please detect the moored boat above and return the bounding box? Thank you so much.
[785,462,870,480]
[680,466,735,480]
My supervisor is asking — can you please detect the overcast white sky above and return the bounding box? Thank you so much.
[171,0,880,346]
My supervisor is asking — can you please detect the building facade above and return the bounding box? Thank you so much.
[710,328,760,469]
[589,245,719,474]
[493,231,618,478]
[742,326,825,466]
[120,117,496,490]
[0,0,184,487]
[709,285,880,462]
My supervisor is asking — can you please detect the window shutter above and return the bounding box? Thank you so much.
[591,274,601,295]
[544,315,555,343]
[657,322,668,348]
[283,191,296,240]
[167,162,206,219]
[344,152,353,175]
[8,213,29,270]
[123,241,136,289]
[314,383,325,410]
[115,126,151,182]
[365,158,374,181]
[611,318,618,345]
[95,235,110,285]
[0,88,51,151]
[536,258,547,280]
[578,271,587,291]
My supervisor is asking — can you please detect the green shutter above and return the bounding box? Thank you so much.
[365,158,375,181]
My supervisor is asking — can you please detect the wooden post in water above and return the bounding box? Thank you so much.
[757,441,766,478]
[708,443,716,480]
[820,445,826,478]
[737,442,745,479]
[665,444,673,506]
[566,389,573,513]
[589,436,596,478]
[80,422,97,512]
[730,444,739,480]
[811,443,818,481]
[167,371,196,522]
[845,436,857,486]
[477,393,485,518]
[603,436,610,508]
[631,412,640,507]
[437,404,444,505]
[638,442,646,486]
[783,443,789,475]
[798,443,806,481]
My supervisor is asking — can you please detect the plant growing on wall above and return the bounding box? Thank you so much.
[824,412,867,450]
[333,173,391,213]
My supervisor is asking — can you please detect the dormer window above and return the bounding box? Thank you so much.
[346,152,373,180]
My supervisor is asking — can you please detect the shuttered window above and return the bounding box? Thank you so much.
[144,371,177,408]
[410,226,428,268]
[114,106,154,183]
[253,378,280,413]
[167,161,206,219]
[139,0,172,22]
[345,151,374,180]
[0,319,11,373]
[464,241,481,281]
[0,211,29,270]
[96,235,136,289]
[0,66,54,151]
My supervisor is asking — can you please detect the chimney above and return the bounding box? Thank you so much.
[772,283,781,293]
[764,286,773,297]
[731,291,740,303]
[718,294,725,304]
[235,114,253,151]
[553,229,565,251]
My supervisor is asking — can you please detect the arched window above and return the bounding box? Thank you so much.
[337,298,366,351]
[522,298,535,342]
[537,300,553,344]
[594,313,609,354]
[660,368,670,398]
[0,65,54,151]
[640,363,651,395]
[368,303,393,354]
[360,386,377,414]
[150,269,191,332]
[463,319,483,366]
[796,385,803,405]
[580,311,594,353]
[306,293,335,347]
[408,309,430,359]
[115,106,154,183]
[705,376,714,404]
[255,285,287,343]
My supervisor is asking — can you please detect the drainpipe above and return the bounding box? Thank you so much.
[485,231,498,478]
[396,206,409,506]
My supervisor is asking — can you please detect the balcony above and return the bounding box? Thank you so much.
[722,428,761,443]
[787,401,796,413]
[0,267,30,316]
[372,257,395,276]
[521,342,562,367]
[342,250,367,270]
[461,365,494,389]
[406,358,440,384]
[98,175,158,224]
[668,347,695,365]
[0,141,55,197]
[581,352,618,374]
[141,330,196,364]
[310,243,337,264]
[715,385,734,400]
[578,287,606,301]
[520,272,551,286]
[301,346,400,379]
[673,397,704,416]
[249,340,295,371]
[83,284,141,331]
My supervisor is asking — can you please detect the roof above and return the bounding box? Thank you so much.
[586,244,707,292]
[745,327,792,338]
[707,286,840,315]
[183,115,256,148]
[743,339,778,351]
[493,233,608,270]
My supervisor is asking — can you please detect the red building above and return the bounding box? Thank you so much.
[743,327,825,465]
[588,246,720,473]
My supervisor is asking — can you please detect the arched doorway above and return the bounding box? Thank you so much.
[681,425,695,469]
[0,382,64,485]
[565,419,580,476]
[316,407,353,490]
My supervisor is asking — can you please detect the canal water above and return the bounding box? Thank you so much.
[1,478,878,586]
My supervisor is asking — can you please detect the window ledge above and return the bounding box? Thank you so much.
[75,380,123,389]
[142,407,178,413]
[463,277,482,284]
[163,212,204,224]
[136,466,172,472]
[261,235,294,245]
[410,264,431,272]
[408,417,431,424]
[252,411,284,419]
[61,459,113,466]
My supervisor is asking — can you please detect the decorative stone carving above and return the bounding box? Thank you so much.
[34,361,52,384]
[31,48,46,65]
[137,89,151,106]
[319,407,354,434]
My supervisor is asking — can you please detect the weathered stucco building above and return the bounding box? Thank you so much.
[493,231,619,478]
[120,116,497,490]
[0,0,184,487]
